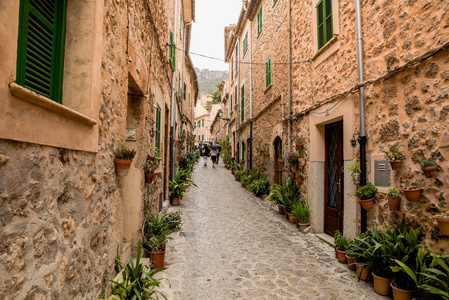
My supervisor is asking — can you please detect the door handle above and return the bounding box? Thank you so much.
[337,178,341,193]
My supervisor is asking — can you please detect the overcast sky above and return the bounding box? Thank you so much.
[190,0,243,71]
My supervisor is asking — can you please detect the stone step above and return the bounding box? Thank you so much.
[315,233,335,247]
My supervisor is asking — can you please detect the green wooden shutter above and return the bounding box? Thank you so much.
[241,85,245,122]
[317,0,333,50]
[317,0,325,49]
[202,119,204,127]
[155,105,161,157]
[266,57,271,88]
[241,142,245,161]
[325,0,333,45]
[257,5,263,34]
[169,30,175,69]
[16,0,67,103]
[243,31,248,53]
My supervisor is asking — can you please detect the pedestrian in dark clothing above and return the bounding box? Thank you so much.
[203,145,210,166]
[211,148,218,168]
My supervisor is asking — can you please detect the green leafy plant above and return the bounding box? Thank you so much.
[355,182,377,200]
[384,146,405,161]
[265,177,300,213]
[234,169,246,181]
[420,158,437,167]
[288,152,299,164]
[247,178,270,196]
[169,179,188,199]
[388,187,401,198]
[278,154,283,160]
[344,161,361,174]
[101,239,167,300]
[334,232,349,251]
[293,200,310,223]
[143,159,159,173]
[404,185,422,190]
[295,173,302,178]
[114,142,137,160]
[298,150,305,159]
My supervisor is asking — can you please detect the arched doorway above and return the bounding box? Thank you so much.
[273,137,283,185]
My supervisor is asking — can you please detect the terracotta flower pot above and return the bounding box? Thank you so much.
[177,155,182,161]
[171,197,180,206]
[352,172,361,185]
[285,211,290,220]
[295,176,302,184]
[389,160,403,170]
[336,247,347,264]
[422,165,437,178]
[298,158,306,166]
[295,144,304,151]
[402,188,422,201]
[335,248,338,259]
[288,213,297,224]
[390,282,414,300]
[373,273,392,296]
[436,215,449,235]
[149,249,166,269]
[356,264,371,281]
[145,172,155,183]
[291,163,298,173]
[278,206,285,215]
[388,196,401,211]
[359,198,375,210]
[346,255,356,270]
[114,158,132,176]
[298,222,309,232]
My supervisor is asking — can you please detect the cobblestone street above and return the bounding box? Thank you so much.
[160,162,387,300]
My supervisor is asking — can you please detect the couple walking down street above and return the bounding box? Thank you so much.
[201,144,220,168]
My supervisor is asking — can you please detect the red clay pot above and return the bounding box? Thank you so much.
[346,255,356,270]
[295,144,304,151]
[298,222,309,232]
[388,196,401,211]
[390,282,414,300]
[278,206,285,215]
[145,173,155,184]
[114,158,132,176]
[291,163,298,173]
[295,176,302,184]
[403,188,422,201]
[373,273,392,296]
[422,165,437,178]
[171,197,180,206]
[356,264,372,281]
[436,215,449,235]
[149,249,166,269]
[336,247,347,264]
[359,198,375,210]
[287,213,297,224]
[389,160,403,170]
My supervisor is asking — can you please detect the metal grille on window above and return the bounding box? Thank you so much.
[327,126,338,208]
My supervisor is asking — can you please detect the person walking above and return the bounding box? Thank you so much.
[203,144,210,166]
[210,147,218,168]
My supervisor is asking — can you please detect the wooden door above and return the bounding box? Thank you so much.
[324,121,344,236]
[274,137,283,185]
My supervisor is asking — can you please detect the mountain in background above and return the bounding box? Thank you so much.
[195,68,229,96]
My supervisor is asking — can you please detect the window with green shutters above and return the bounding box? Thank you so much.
[241,85,245,122]
[243,31,248,54]
[16,0,67,103]
[202,134,204,141]
[169,30,176,69]
[317,0,333,50]
[241,142,245,161]
[257,5,263,35]
[194,121,196,129]
[202,119,204,127]
[155,105,161,157]
[266,57,271,88]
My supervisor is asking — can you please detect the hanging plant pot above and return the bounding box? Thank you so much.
[114,158,133,176]
[295,144,304,151]
[336,247,347,264]
[388,196,401,211]
[359,198,375,210]
[356,265,372,281]
[177,155,182,161]
[435,215,449,235]
[421,165,437,178]
[345,255,356,270]
[390,282,414,300]
[298,222,309,232]
[171,197,180,206]
[402,188,422,201]
[288,173,295,180]
[373,273,392,296]
[389,160,403,170]
[291,163,298,173]
[148,249,166,269]
[352,172,361,185]
[298,158,306,167]
[295,176,302,185]
[145,172,155,184]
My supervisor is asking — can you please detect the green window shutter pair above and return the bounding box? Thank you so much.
[317,0,333,50]
[257,6,263,35]
[266,57,271,88]
[16,0,67,103]
[202,119,204,127]
[155,105,161,157]
[243,31,248,54]
[169,30,176,69]
[241,85,245,122]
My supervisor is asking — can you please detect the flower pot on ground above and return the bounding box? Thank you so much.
[298,222,309,232]
[143,159,159,184]
[336,247,347,264]
[149,249,166,269]
[345,161,361,185]
[345,255,356,270]
[334,231,348,264]
[420,158,437,178]
[356,265,372,281]
[278,206,284,215]
[402,186,422,201]
[435,213,449,235]
[373,273,392,296]
[287,212,297,224]
[387,188,401,211]
[293,199,310,232]
[384,147,405,170]
[171,197,180,206]
[114,142,137,176]
[355,183,377,210]
[169,178,187,206]
[390,282,414,300]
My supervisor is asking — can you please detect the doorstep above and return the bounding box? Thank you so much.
[315,233,334,247]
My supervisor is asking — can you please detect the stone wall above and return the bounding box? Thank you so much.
[0,0,176,298]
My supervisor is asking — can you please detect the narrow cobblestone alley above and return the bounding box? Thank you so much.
[160,163,387,300]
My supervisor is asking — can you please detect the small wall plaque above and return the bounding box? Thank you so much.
[374,160,390,187]
[126,128,137,141]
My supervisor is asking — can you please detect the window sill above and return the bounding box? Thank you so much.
[9,83,97,127]
[311,34,340,67]
[264,84,273,94]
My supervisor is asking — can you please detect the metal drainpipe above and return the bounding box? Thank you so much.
[355,0,367,232]
[249,20,253,170]
[170,0,178,180]
[237,33,241,162]
[287,0,292,154]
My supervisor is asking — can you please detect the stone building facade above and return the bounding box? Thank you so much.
[226,0,449,253]
[0,0,196,298]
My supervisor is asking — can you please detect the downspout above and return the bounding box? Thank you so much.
[170,0,178,180]
[237,34,241,162]
[249,20,253,170]
[355,0,367,232]
[287,0,292,153]
[180,21,193,143]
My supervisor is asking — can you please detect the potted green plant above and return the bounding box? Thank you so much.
[168,178,187,206]
[345,239,357,271]
[435,213,449,235]
[384,146,405,170]
[420,158,437,178]
[402,185,422,202]
[345,161,361,185]
[288,152,299,172]
[293,135,305,151]
[387,188,401,211]
[143,159,159,184]
[295,173,303,184]
[266,184,285,215]
[114,142,137,176]
[247,178,270,197]
[335,232,349,264]
[355,183,377,210]
[293,200,310,232]
[297,150,306,166]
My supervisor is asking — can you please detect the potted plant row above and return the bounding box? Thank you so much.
[114,142,137,176]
